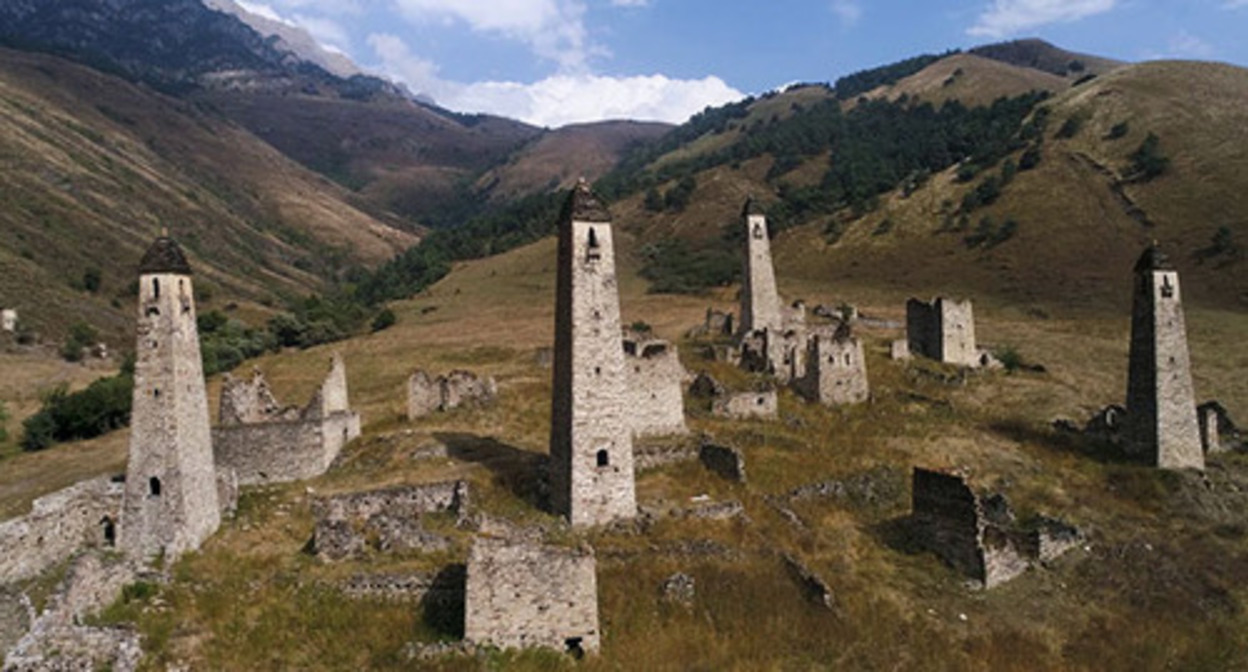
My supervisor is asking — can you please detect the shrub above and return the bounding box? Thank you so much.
[1128,132,1169,181]
[1107,121,1129,140]
[21,374,134,451]
[1019,146,1042,171]
[993,345,1024,373]
[0,400,9,443]
[61,321,98,362]
[1056,116,1083,139]
[370,308,397,333]
[83,267,102,293]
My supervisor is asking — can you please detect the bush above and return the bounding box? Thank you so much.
[0,400,9,443]
[370,308,397,333]
[1056,116,1083,139]
[61,321,98,362]
[1128,132,1169,181]
[21,374,133,451]
[993,345,1024,373]
[83,267,102,293]
[1019,146,1042,171]
[1107,121,1129,140]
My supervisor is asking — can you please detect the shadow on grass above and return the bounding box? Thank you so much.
[434,432,549,512]
[868,515,926,557]
[988,417,1138,466]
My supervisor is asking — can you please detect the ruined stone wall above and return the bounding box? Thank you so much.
[549,184,637,527]
[711,390,778,420]
[906,298,977,366]
[311,481,469,561]
[407,370,497,420]
[1,309,16,333]
[1126,254,1203,470]
[1198,401,1241,454]
[794,334,869,406]
[212,357,361,486]
[624,338,688,438]
[0,478,122,584]
[120,267,220,562]
[911,468,1030,588]
[464,536,599,654]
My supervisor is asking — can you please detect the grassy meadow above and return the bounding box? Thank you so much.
[3,214,1247,670]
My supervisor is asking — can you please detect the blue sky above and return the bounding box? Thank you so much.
[230,0,1248,128]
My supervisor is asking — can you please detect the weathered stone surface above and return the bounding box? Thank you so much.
[699,440,747,483]
[1125,244,1203,470]
[793,329,869,406]
[623,336,688,438]
[121,236,220,562]
[659,572,695,606]
[407,369,498,419]
[711,390,777,420]
[906,297,978,367]
[890,339,911,360]
[213,353,361,485]
[782,553,837,610]
[0,477,122,584]
[633,442,698,471]
[1026,516,1084,563]
[1084,404,1127,444]
[312,481,469,561]
[910,468,1030,588]
[1198,401,1242,454]
[3,552,144,672]
[0,309,16,333]
[549,182,637,528]
[464,535,599,655]
[680,499,746,521]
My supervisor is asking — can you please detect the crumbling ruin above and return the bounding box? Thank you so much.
[793,326,869,406]
[120,234,220,562]
[623,334,688,438]
[905,297,979,367]
[464,535,599,655]
[712,389,778,420]
[212,353,361,485]
[1,308,16,333]
[1198,401,1243,454]
[407,369,498,419]
[311,481,469,561]
[0,477,122,584]
[910,467,1080,588]
[1125,244,1204,470]
[548,181,637,527]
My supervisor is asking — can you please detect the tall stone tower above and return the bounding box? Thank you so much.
[739,197,782,337]
[549,181,636,527]
[1125,244,1203,470]
[120,234,221,560]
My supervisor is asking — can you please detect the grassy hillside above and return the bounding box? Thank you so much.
[3,217,1245,669]
[0,48,416,344]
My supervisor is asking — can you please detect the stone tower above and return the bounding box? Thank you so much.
[1125,244,1203,470]
[739,197,782,337]
[120,234,221,560]
[549,181,636,527]
[795,326,869,406]
[905,297,978,367]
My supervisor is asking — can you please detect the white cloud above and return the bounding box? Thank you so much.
[610,0,650,6]
[367,33,743,127]
[390,0,596,72]
[1223,0,1248,8]
[1163,30,1215,59]
[968,0,1115,38]
[292,13,351,49]
[830,0,861,26]
[235,1,293,24]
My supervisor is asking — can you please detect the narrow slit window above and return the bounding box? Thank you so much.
[586,227,601,261]
[152,278,160,299]
[596,450,609,467]
[149,477,162,497]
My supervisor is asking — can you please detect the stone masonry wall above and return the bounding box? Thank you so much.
[312,481,469,561]
[712,390,778,420]
[549,183,637,528]
[739,201,782,336]
[213,355,361,485]
[623,338,688,438]
[911,468,1030,588]
[0,478,122,584]
[906,298,978,367]
[464,535,599,654]
[1126,254,1203,469]
[407,370,498,420]
[794,333,869,406]
[121,266,220,562]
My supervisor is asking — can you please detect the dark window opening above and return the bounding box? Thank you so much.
[152,278,160,299]
[586,227,601,261]
[594,366,601,376]
[101,517,116,547]
[757,396,766,405]
[149,477,162,497]
[596,450,609,467]
[752,223,764,239]
[565,637,585,659]
[153,388,161,399]
[145,306,160,317]
[1161,276,1175,298]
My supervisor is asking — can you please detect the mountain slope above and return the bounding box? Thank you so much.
[0,48,416,343]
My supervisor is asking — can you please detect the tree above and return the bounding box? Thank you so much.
[1128,132,1169,181]
[82,267,102,293]
[61,321,98,362]
[643,187,663,212]
[371,308,397,332]
[1107,121,1129,140]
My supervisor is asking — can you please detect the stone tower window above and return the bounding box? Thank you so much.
[1161,275,1175,298]
[586,227,601,261]
[101,517,116,547]
[152,278,160,299]
[149,477,162,497]
[596,450,609,467]
[752,223,764,239]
